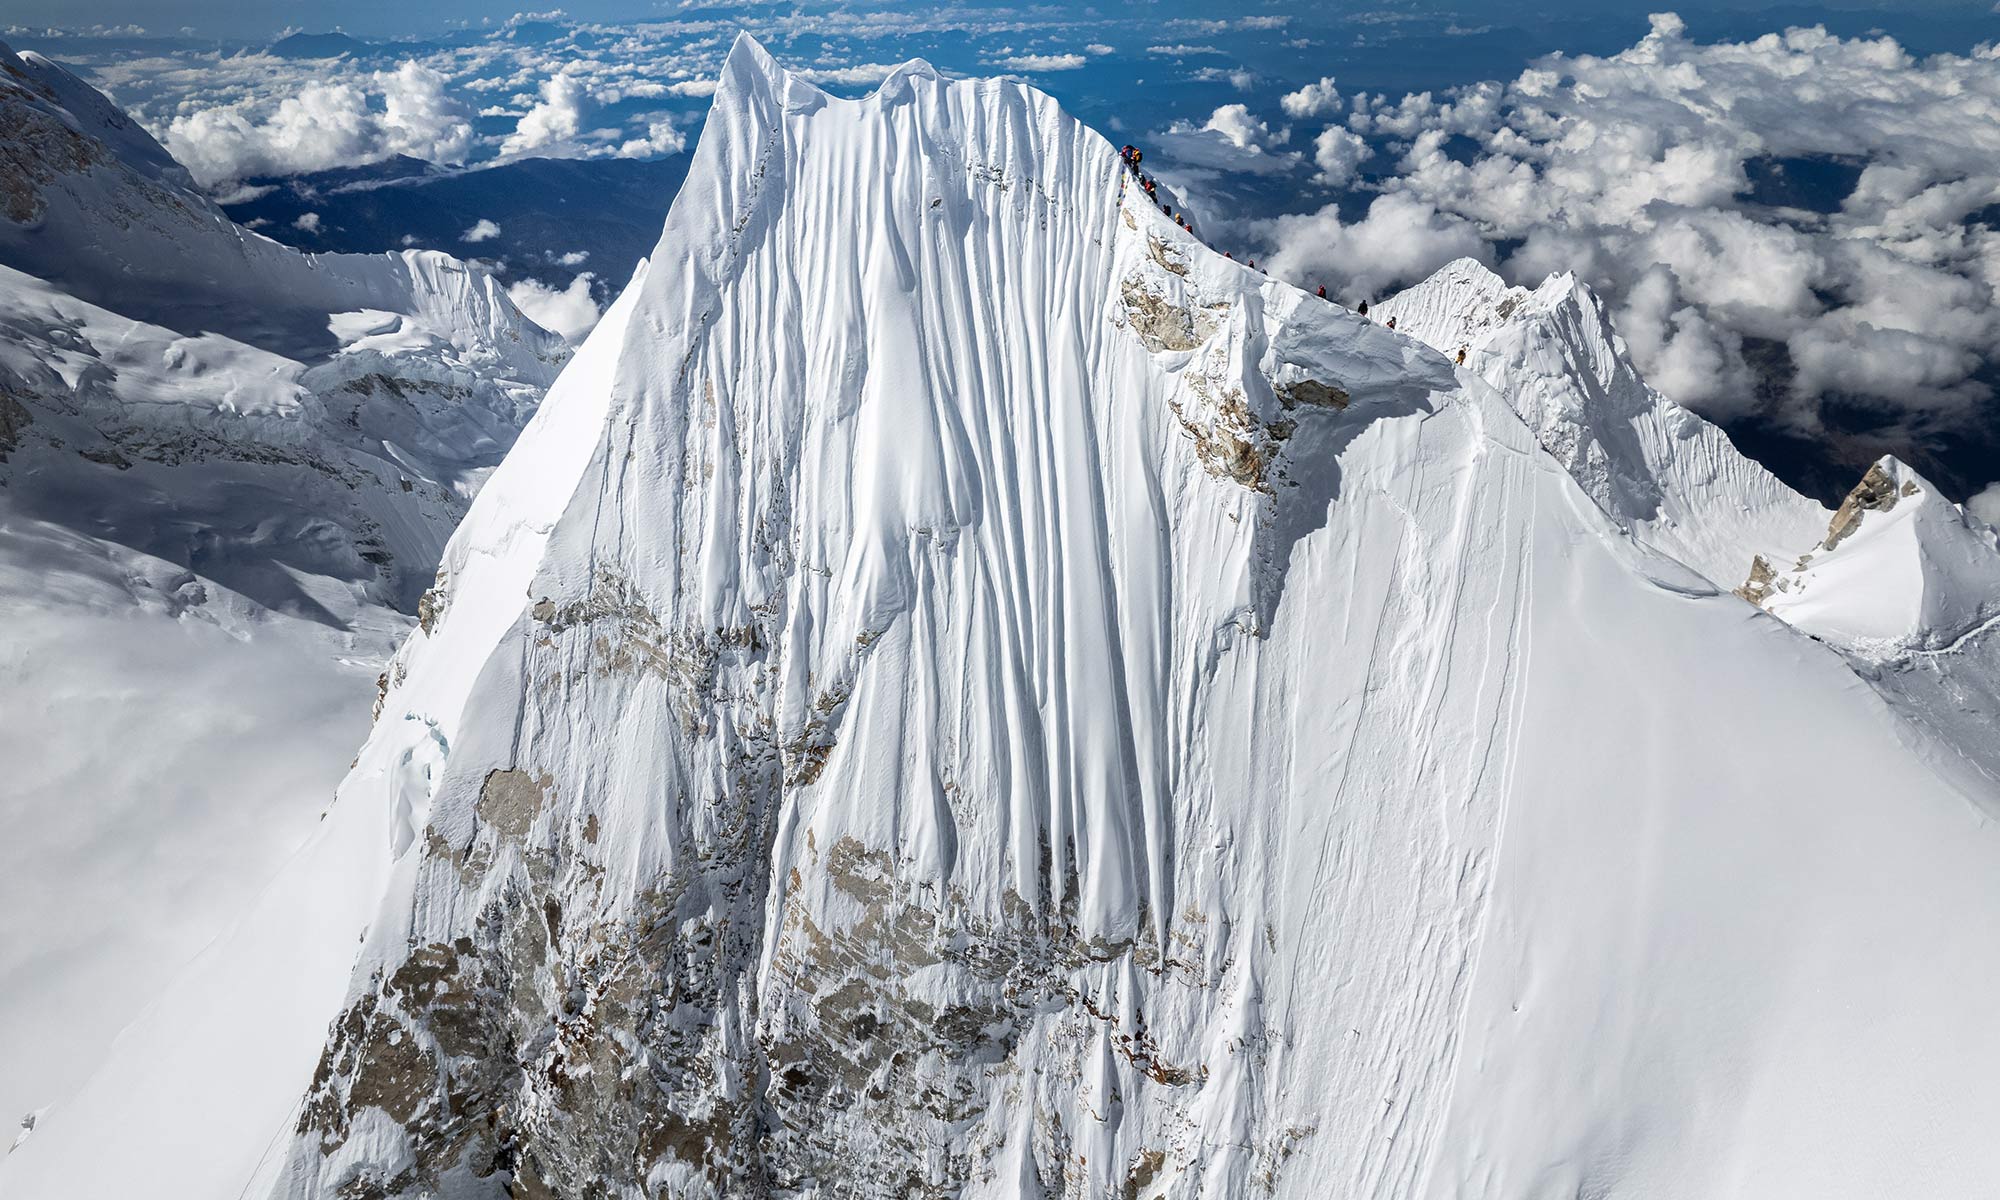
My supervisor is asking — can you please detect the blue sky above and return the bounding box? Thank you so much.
[8,1,2000,504]
[5,0,1995,43]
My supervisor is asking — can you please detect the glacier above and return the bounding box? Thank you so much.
[7,32,2000,1200]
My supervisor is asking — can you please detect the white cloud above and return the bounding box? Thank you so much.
[501,72,589,157]
[164,61,474,187]
[1085,44,1114,56]
[991,53,1087,72]
[796,63,902,86]
[1193,67,1257,91]
[1280,76,1341,119]
[506,272,602,344]
[553,250,588,266]
[1268,16,2000,440]
[1616,266,1759,418]
[1202,104,1278,152]
[375,61,477,162]
[461,218,502,243]
[292,211,322,233]
[210,182,275,205]
[616,117,686,159]
[1147,44,1223,56]
[1260,194,1491,300]
[1310,127,1373,186]
[1157,111,1304,178]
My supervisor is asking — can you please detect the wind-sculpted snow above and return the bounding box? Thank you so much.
[13,34,2000,1200]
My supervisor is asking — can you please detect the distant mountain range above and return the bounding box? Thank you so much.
[219,153,690,308]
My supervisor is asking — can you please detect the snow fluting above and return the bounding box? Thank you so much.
[9,33,2000,1200]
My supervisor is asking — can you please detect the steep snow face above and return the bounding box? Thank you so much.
[1378,258,1828,589]
[0,40,567,1130]
[14,35,2000,1200]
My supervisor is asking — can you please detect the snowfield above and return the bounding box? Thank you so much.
[7,32,2000,1200]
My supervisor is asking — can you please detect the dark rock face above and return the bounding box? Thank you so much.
[1822,463,1903,551]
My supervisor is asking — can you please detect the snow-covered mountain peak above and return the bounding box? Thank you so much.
[719,29,947,105]
[1371,255,1527,351]
[13,38,2000,1200]
[1746,455,2000,651]
[1382,256,1829,589]
[2,41,188,195]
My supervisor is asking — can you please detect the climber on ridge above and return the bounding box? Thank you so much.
[1357,300,1370,316]
[1456,347,1467,365]
[1317,285,1327,299]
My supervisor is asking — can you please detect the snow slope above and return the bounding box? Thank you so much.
[11,35,2000,1200]
[1753,456,2000,649]
[0,509,387,1151]
[1737,457,2000,794]
[1381,258,2000,799]
[0,39,567,1131]
[0,32,567,617]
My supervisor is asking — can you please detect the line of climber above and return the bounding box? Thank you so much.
[1120,143,1193,231]
[1119,143,1462,362]
[1118,143,1310,282]
[1121,143,1284,272]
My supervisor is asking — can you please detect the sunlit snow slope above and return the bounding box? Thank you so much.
[10,35,2000,1200]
